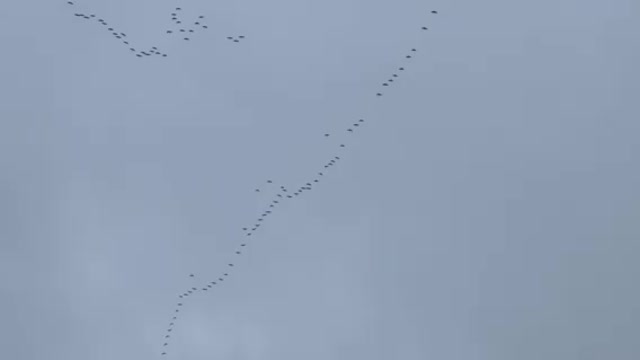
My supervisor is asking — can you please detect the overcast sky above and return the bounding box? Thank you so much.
[1,0,639,359]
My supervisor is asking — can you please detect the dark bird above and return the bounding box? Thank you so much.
[376,93,382,96]
[234,40,239,42]
[189,274,194,277]
[431,10,438,14]
[393,74,398,77]
[236,251,241,254]
[267,180,273,183]
[399,67,405,70]
[325,133,330,137]
[411,48,416,51]
[203,26,208,29]
[422,27,428,30]
[241,244,246,246]
[199,15,205,18]
[67,1,74,4]
[167,30,173,33]
[229,264,234,267]
[406,55,412,58]
[164,343,168,346]
[224,273,228,276]
[383,83,388,86]
[340,144,346,147]
[239,36,245,39]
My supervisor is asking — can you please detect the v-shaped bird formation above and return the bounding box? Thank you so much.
[64,1,246,58]
[62,1,439,355]
[151,9,440,357]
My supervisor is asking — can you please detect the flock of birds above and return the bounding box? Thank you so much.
[64,2,438,357]
[65,1,246,58]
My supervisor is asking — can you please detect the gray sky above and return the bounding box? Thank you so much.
[1,0,639,359]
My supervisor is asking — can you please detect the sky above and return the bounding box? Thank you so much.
[0,0,639,359]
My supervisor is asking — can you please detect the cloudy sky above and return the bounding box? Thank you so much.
[1,0,639,359]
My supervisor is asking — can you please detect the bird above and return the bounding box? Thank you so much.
[324,133,330,137]
[431,10,438,14]
[376,93,382,96]
[399,67,405,70]
[421,27,428,30]
[189,274,194,277]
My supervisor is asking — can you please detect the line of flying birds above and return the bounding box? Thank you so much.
[153,9,440,357]
[63,2,438,355]
[65,1,247,58]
